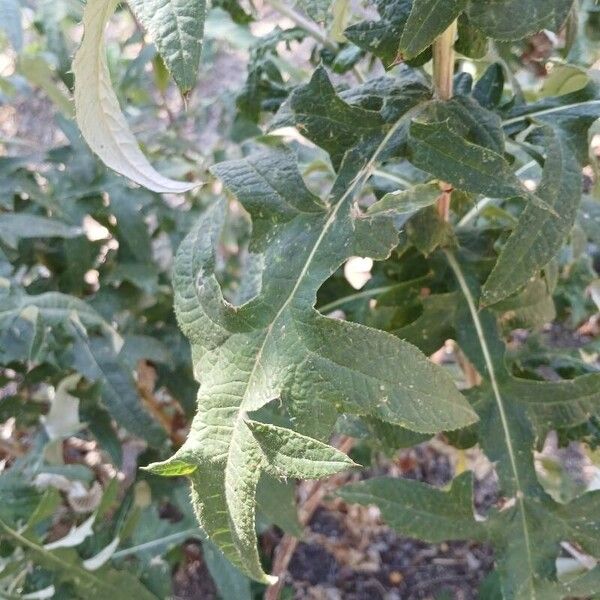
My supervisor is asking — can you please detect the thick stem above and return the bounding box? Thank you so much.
[432,20,457,220]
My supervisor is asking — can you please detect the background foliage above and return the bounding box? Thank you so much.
[3,0,600,598]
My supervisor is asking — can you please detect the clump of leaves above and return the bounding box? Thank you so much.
[4,0,600,598]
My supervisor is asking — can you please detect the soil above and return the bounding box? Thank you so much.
[173,442,497,599]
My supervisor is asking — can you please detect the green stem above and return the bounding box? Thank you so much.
[262,0,337,51]
[317,283,406,314]
[111,528,202,559]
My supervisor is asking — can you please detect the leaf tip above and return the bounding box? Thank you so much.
[142,458,197,477]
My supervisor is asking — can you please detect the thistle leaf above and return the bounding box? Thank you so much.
[247,420,357,479]
[339,471,486,542]
[73,0,196,193]
[153,144,477,581]
[344,253,600,599]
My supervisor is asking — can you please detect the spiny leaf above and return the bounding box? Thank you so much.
[127,0,207,93]
[73,0,196,193]
[446,252,600,599]
[482,126,582,305]
[400,0,467,59]
[151,144,476,582]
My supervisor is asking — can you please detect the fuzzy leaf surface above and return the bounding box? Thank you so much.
[151,146,477,582]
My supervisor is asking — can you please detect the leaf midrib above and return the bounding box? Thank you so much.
[445,250,538,599]
[239,118,405,411]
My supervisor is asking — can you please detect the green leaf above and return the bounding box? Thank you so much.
[0,472,42,525]
[287,67,385,169]
[482,126,582,305]
[128,0,207,93]
[202,538,252,600]
[502,79,600,165]
[400,0,467,59]
[256,474,303,537]
[367,181,440,215]
[509,373,600,437]
[339,471,486,542]
[467,0,574,40]
[0,517,158,600]
[247,420,357,478]
[408,99,537,203]
[153,143,476,582]
[455,12,488,59]
[0,214,81,248]
[71,327,167,447]
[345,0,430,68]
[444,252,600,599]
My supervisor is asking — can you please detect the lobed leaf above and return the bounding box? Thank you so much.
[150,143,477,581]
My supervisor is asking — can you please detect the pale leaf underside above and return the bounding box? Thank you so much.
[73,0,197,193]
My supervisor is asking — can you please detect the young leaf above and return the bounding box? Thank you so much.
[400,0,467,59]
[149,146,476,582]
[73,0,196,193]
[127,0,207,93]
[482,127,582,305]
[367,181,440,215]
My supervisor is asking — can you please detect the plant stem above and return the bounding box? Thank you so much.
[263,0,337,51]
[432,20,457,220]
